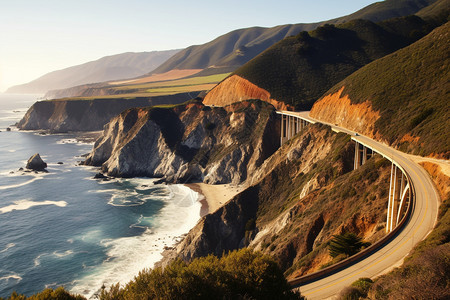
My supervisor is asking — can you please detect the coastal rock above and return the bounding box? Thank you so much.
[26,153,47,171]
[83,99,279,184]
[6,127,11,131]
[93,173,107,179]
[16,92,196,132]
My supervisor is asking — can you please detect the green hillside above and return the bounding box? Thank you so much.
[324,22,450,158]
[152,0,436,76]
[235,15,439,110]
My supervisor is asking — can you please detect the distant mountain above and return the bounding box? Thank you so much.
[6,50,180,94]
[152,0,437,75]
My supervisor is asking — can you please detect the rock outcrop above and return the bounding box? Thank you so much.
[83,99,279,184]
[310,87,381,138]
[203,75,293,110]
[26,153,47,171]
[17,92,195,132]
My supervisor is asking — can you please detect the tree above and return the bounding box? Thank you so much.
[328,232,370,258]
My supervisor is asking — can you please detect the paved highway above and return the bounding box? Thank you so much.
[282,111,440,299]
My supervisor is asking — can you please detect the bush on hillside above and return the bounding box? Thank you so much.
[1,287,85,300]
[100,248,303,300]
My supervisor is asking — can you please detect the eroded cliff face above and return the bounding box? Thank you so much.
[203,75,293,110]
[310,87,381,138]
[84,99,279,184]
[17,93,193,132]
[166,125,390,276]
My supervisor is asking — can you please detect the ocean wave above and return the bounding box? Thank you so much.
[53,250,74,258]
[0,273,22,282]
[0,173,47,190]
[90,178,172,207]
[69,183,201,298]
[56,138,94,146]
[34,253,45,267]
[0,243,16,253]
[0,199,68,214]
[34,250,75,268]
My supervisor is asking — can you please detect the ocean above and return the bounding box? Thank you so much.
[0,94,201,298]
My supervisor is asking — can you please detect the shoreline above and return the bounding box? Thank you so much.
[185,182,245,217]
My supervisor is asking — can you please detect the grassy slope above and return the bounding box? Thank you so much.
[324,22,450,157]
[56,73,230,100]
[235,15,436,110]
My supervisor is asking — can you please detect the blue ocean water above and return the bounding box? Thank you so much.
[0,94,201,298]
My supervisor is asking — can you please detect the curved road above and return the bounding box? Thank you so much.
[282,111,440,299]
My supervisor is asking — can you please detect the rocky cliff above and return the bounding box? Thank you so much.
[83,99,279,183]
[203,75,293,110]
[310,87,381,139]
[165,125,390,276]
[17,93,195,132]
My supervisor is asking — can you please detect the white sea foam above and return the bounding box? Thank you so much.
[34,250,75,268]
[0,173,47,190]
[34,253,45,267]
[0,243,16,253]
[53,250,74,258]
[69,183,201,298]
[57,138,92,145]
[0,199,68,214]
[0,273,22,282]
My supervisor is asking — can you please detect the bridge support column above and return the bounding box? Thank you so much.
[386,164,410,233]
[280,114,285,145]
[362,147,367,164]
[354,142,375,170]
[354,142,360,170]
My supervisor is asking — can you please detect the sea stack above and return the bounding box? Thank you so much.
[26,153,48,171]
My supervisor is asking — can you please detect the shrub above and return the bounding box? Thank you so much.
[338,286,365,300]
[2,287,85,300]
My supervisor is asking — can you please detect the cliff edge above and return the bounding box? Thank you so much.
[17,93,195,132]
[84,99,279,184]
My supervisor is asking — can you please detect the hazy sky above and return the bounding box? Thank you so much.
[0,0,378,92]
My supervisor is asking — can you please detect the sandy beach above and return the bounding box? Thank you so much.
[185,183,246,216]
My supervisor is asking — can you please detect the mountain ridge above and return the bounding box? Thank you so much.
[152,0,437,75]
[6,50,180,94]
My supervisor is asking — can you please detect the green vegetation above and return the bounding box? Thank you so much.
[99,248,302,300]
[1,249,301,300]
[235,15,437,110]
[0,287,84,300]
[115,73,230,92]
[327,21,450,157]
[152,0,435,75]
[85,73,230,98]
[338,278,373,300]
[328,232,371,258]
